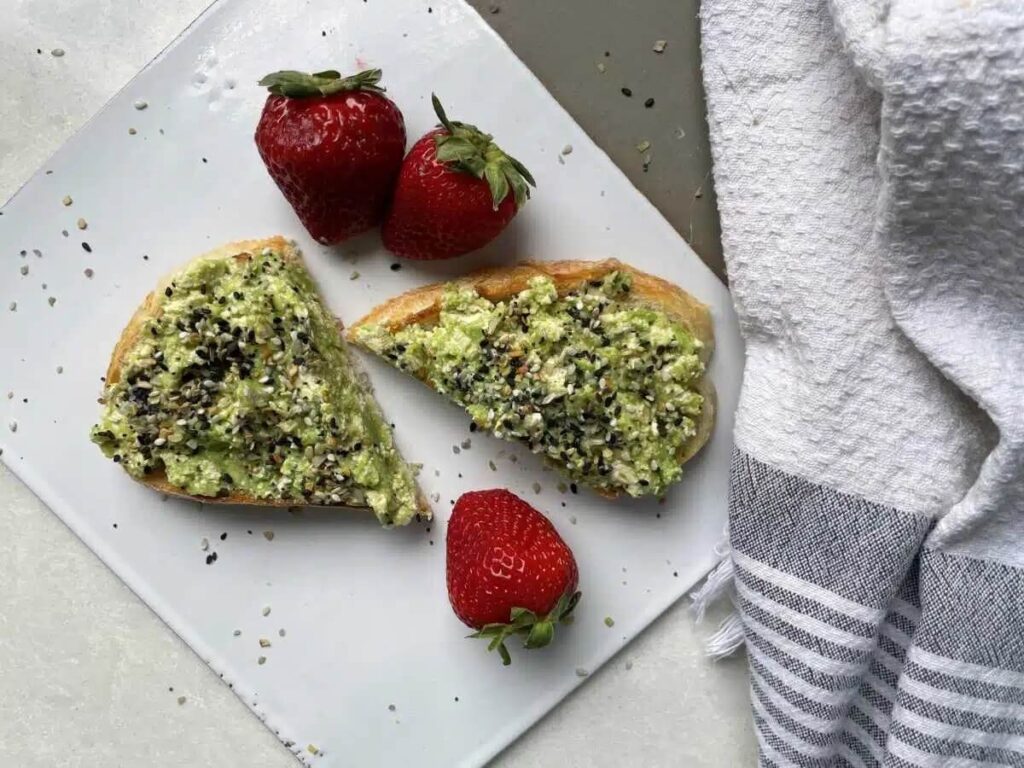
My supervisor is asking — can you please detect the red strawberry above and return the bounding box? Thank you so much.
[447,489,580,665]
[382,95,536,260]
[255,68,406,244]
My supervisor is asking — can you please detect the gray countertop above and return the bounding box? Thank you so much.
[469,0,724,279]
[0,1,751,766]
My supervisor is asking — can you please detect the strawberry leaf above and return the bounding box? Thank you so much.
[485,165,510,210]
[466,590,581,666]
[430,94,537,209]
[259,68,385,98]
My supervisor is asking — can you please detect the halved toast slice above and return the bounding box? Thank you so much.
[91,236,425,525]
[348,259,715,499]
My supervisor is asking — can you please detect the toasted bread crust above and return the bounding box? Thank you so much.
[103,237,427,514]
[348,259,717,490]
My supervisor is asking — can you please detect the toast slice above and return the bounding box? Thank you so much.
[91,236,425,525]
[348,259,715,499]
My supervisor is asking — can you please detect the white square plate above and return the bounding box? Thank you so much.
[0,0,742,765]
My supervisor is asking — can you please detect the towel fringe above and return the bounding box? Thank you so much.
[689,535,745,659]
[688,556,735,624]
[705,612,746,659]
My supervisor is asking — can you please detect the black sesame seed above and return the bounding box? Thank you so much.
[82,242,92,253]
[644,97,655,108]
[220,532,228,541]
[621,87,632,97]
[390,263,402,271]
[165,287,173,297]
[469,422,478,432]
[570,483,578,494]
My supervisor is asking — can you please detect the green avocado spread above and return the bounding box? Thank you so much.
[354,272,706,497]
[91,245,419,526]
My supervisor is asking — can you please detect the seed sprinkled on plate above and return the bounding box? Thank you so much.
[48,296,56,306]
[200,537,209,551]
[262,605,271,617]
[8,302,15,312]
[177,695,187,705]
[259,638,271,648]
[604,616,615,627]
[233,629,241,637]
[258,656,267,665]
[134,100,148,110]
[532,481,542,494]
[575,667,589,678]
[128,127,137,135]
[653,39,668,53]
[263,530,275,541]
[62,195,73,206]
[20,265,28,276]
[77,218,87,230]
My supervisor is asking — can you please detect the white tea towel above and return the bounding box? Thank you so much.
[699,0,1024,764]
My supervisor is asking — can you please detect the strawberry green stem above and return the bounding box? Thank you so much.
[258,68,385,98]
[469,590,581,666]
[430,93,536,210]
